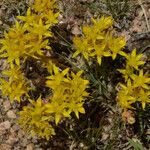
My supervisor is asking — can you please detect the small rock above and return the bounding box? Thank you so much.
[0,121,11,131]
[7,110,16,119]
[0,144,12,150]
[26,143,34,150]
[6,132,18,145]
[12,124,19,132]
[13,146,22,150]
[71,25,81,35]
[18,130,26,139]
[3,100,11,111]
[22,138,28,147]
[101,132,109,141]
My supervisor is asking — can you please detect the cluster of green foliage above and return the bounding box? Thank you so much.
[0,0,149,144]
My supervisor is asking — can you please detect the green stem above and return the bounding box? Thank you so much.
[53,29,73,48]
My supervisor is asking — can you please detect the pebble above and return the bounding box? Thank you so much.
[6,132,18,145]
[71,25,81,35]
[0,20,2,25]
[22,138,29,147]
[26,143,34,150]
[7,110,16,119]
[0,144,12,150]
[0,121,11,131]
[101,132,109,141]
[3,100,11,111]
[12,124,19,132]
[18,130,25,139]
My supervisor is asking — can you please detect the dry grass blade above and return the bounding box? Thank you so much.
[138,0,150,31]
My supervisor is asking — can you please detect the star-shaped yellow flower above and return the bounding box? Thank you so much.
[131,70,150,89]
[121,49,145,70]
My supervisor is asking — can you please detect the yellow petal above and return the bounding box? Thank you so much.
[55,114,61,125]
[78,107,85,114]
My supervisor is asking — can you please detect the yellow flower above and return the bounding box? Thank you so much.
[4,21,27,39]
[72,37,92,60]
[117,47,149,111]
[131,70,150,89]
[92,16,113,32]
[118,66,134,81]
[0,20,52,66]
[46,65,69,90]
[64,71,89,118]
[0,67,29,102]
[43,10,59,25]
[121,49,145,70]
[17,8,42,26]
[2,66,22,81]
[73,16,126,65]
[45,100,67,125]
[32,0,57,13]
[0,21,28,66]
[117,88,135,110]
[18,96,55,140]
[46,68,89,124]
[26,37,50,57]
[138,89,150,109]
[0,78,29,102]
[108,36,126,60]
[29,19,52,40]
[82,25,104,43]
[67,102,85,119]
[91,42,110,64]
[119,79,133,95]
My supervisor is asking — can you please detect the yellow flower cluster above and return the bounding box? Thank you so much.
[117,49,150,110]
[46,65,89,124]
[0,0,89,140]
[0,0,60,139]
[0,0,59,67]
[0,66,29,102]
[18,96,55,140]
[72,16,126,64]
[18,65,89,139]
[0,0,59,102]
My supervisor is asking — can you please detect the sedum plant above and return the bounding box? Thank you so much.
[18,65,89,139]
[117,51,150,110]
[0,0,59,99]
[72,16,126,64]
[46,65,89,124]
[0,0,89,139]
[72,16,150,122]
[0,0,149,143]
[0,0,58,68]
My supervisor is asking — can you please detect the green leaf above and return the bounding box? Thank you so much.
[128,138,145,150]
